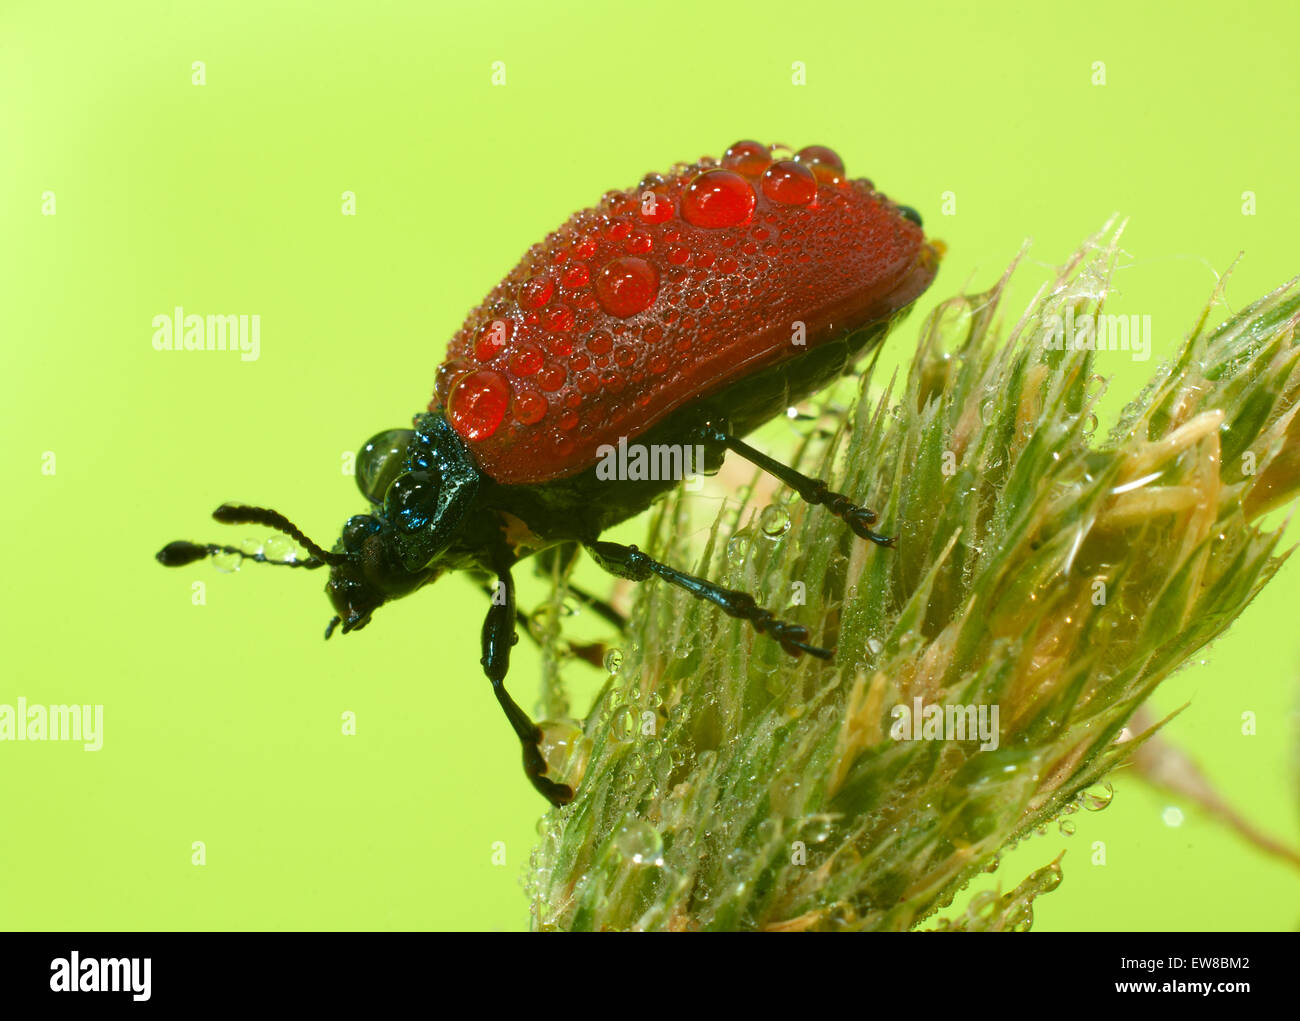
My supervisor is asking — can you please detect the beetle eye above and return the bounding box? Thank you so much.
[384,470,441,533]
[356,429,415,502]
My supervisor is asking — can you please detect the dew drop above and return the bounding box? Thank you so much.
[264,535,296,562]
[518,274,555,311]
[615,821,665,866]
[212,550,240,573]
[1081,781,1114,811]
[536,364,566,392]
[722,139,771,176]
[595,257,659,318]
[638,191,674,224]
[509,345,543,376]
[512,390,547,425]
[536,718,588,791]
[794,144,845,184]
[761,161,818,205]
[726,533,751,566]
[561,264,590,288]
[447,369,510,441]
[542,304,575,332]
[474,319,512,361]
[759,503,791,537]
[604,647,624,675]
[527,605,556,641]
[681,169,756,228]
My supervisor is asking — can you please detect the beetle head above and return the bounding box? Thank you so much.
[155,412,481,638]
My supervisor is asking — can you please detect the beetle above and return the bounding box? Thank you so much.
[157,139,940,806]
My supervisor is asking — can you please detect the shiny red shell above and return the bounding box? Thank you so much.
[434,141,939,484]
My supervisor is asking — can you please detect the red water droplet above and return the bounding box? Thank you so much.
[722,140,771,176]
[558,410,579,430]
[681,169,756,228]
[543,305,575,332]
[573,236,598,259]
[666,245,690,265]
[595,257,660,318]
[638,191,675,224]
[761,160,818,205]
[614,346,635,368]
[570,352,590,371]
[601,370,626,393]
[473,319,512,361]
[537,364,566,392]
[600,190,636,216]
[588,331,613,355]
[648,352,670,374]
[626,232,653,254]
[795,144,844,176]
[643,323,663,344]
[562,264,590,288]
[447,369,510,441]
[606,219,632,241]
[513,390,547,425]
[510,344,544,376]
[519,275,555,310]
[576,370,599,394]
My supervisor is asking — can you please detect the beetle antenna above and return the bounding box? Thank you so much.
[210,503,349,566]
[155,540,329,569]
[154,504,349,570]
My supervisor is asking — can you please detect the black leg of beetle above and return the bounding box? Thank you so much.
[477,581,612,668]
[584,540,832,659]
[480,564,574,807]
[694,425,896,547]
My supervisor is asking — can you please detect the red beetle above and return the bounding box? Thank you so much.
[158,140,940,805]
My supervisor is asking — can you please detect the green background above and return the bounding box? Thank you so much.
[4,0,1298,930]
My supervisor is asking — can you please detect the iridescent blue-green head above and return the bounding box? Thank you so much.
[155,412,485,638]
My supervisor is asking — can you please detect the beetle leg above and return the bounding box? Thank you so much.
[584,540,832,659]
[477,579,612,668]
[480,564,575,807]
[694,425,896,547]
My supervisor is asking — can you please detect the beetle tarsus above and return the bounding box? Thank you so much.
[585,540,832,660]
[699,428,897,548]
[481,561,575,807]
